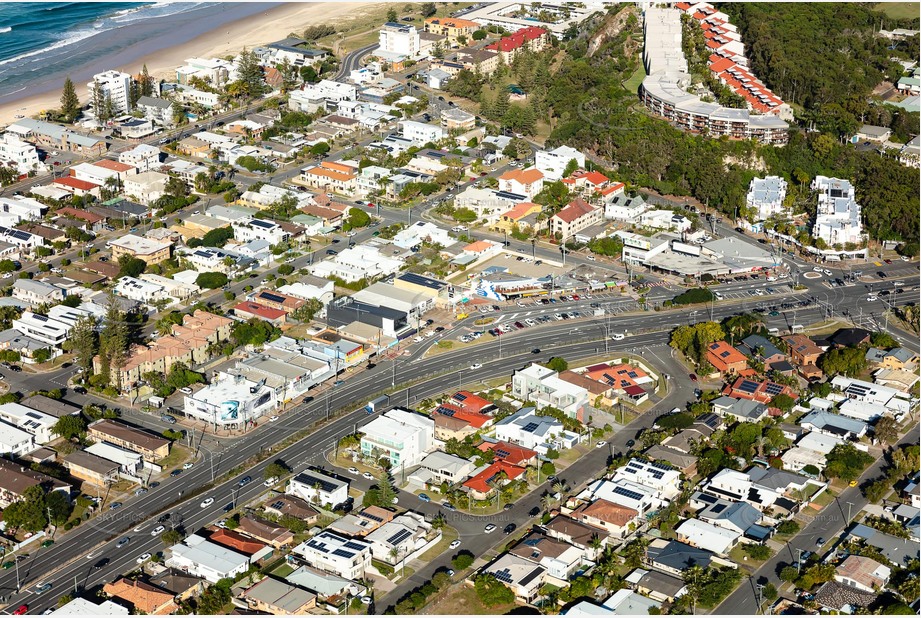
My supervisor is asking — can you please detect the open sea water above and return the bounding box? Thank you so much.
[0,2,272,109]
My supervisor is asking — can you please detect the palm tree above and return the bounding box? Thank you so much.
[540,493,554,513]
[684,565,704,615]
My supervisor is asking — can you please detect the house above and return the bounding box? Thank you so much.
[146,569,206,602]
[287,469,349,507]
[114,276,171,305]
[710,395,769,423]
[737,334,786,369]
[87,419,170,462]
[241,577,316,615]
[706,340,749,375]
[360,408,434,468]
[746,176,788,221]
[834,555,890,593]
[847,523,919,567]
[233,301,287,326]
[645,539,718,576]
[50,599,129,615]
[400,120,446,145]
[626,569,687,603]
[12,279,65,305]
[855,124,891,143]
[498,168,544,199]
[208,528,272,562]
[604,194,647,221]
[109,233,172,265]
[493,406,579,454]
[408,451,476,489]
[602,589,661,615]
[510,532,593,582]
[62,450,119,487]
[543,514,609,559]
[880,347,918,370]
[291,530,372,580]
[0,422,35,457]
[166,535,250,583]
[697,498,764,538]
[481,553,546,603]
[102,578,179,615]
[643,445,698,476]
[549,198,602,240]
[232,218,290,245]
[569,499,640,539]
[783,334,824,373]
[813,581,877,614]
[699,468,779,509]
[799,411,868,440]
[479,441,538,467]
[424,16,478,42]
[576,478,660,515]
[365,512,434,565]
[6,118,106,157]
[612,458,682,501]
[262,494,319,523]
[494,201,542,232]
[462,460,527,500]
[299,161,358,195]
[0,457,70,507]
[722,377,797,405]
[511,363,589,420]
[0,402,58,443]
[535,145,585,180]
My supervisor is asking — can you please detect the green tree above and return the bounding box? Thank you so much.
[343,207,371,230]
[387,7,398,22]
[264,459,290,480]
[545,357,568,372]
[472,29,487,41]
[824,442,874,482]
[819,346,867,377]
[873,415,899,444]
[195,272,228,289]
[32,348,53,364]
[290,298,323,323]
[53,415,87,441]
[44,490,71,526]
[235,49,266,98]
[473,573,515,607]
[452,551,474,570]
[2,485,49,532]
[117,255,147,279]
[419,2,436,17]
[161,529,183,545]
[60,76,80,123]
[779,566,799,582]
[864,478,890,503]
[769,393,796,413]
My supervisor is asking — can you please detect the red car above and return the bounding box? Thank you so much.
[366,203,375,209]
[884,259,893,264]
[13,605,28,615]
[689,373,698,382]
[572,294,580,301]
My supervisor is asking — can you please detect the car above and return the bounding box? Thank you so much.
[1,560,13,569]
[531,348,541,354]
[36,582,52,594]
[484,524,497,533]
[867,295,878,301]
[595,440,607,448]
[816,537,826,546]
[849,480,858,487]
[412,335,424,343]
[134,487,148,496]
[109,502,122,511]
[469,363,482,370]
[626,439,635,447]
[268,415,279,422]
[264,476,279,487]
[183,462,194,470]
[238,476,252,487]
[170,469,182,477]
[529,506,541,517]
[611,333,625,341]
[884,258,893,264]
[503,502,514,511]
[361,596,373,605]
[149,482,160,488]
[504,523,517,534]
[157,514,171,524]
[136,553,151,564]
[419,493,431,502]
[449,539,461,549]
[13,605,28,615]
[348,467,359,475]
[200,497,215,508]
[363,472,374,480]
[878,271,887,278]
[442,501,456,511]
[326,249,338,255]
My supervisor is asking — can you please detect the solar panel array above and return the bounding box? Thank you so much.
[737,380,760,394]
[258,291,286,304]
[522,422,539,433]
[494,568,514,584]
[496,449,511,460]
[613,485,643,501]
[344,541,367,551]
[436,406,456,417]
[453,392,468,402]
[763,382,784,396]
[332,548,355,559]
[270,500,285,510]
[386,528,412,546]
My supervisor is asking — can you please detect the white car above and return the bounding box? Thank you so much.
[200,497,214,508]
[268,415,279,422]
[595,440,607,448]
[525,318,536,326]
[363,472,374,480]
[151,525,165,536]
[425,330,436,338]
[449,539,461,549]
[823,269,833,276]
[586,255,596,261]
[867,295,878,301]
[360,596,373,605]
[469,363,482,370]
[348,467,359,475]
[182,462,194,470]
[413,336,424,343]
[136,553,151,564]
[484,524,497,533]
[612,333,625,341]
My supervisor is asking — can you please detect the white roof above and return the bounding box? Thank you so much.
[170,538,249,574]
[52,599,129,615]
[676,518,739,554]
[0,420,33,448]
[109,234,171,255]
[85,441,142,466]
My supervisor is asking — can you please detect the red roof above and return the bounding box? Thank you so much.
[233,301,286,321]
[434,403,491,429]
[552,197,597,224]
[93,159,134,172]
[56,206,105,223]
[450,390,493,414]
[486,26,547,53]
[463,460,526,494]
[479,441,537,466]
[676,2,691,9]
[209,528,265,556]
[53,176,99,191]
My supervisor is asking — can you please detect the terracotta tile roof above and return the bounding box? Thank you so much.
[434,403,491,428]
[234,301,286,321]
[55,206,105,223]
[572,498,639,527]
[552,197,597,224]
[449,390,493,414]
[463,460,526,493]
[499,168,544,184]
[706,340,748,372]
[209,527,267,556]
[94,159,135,172]
[54,176,99,191]
[479,441,537,466]
[558,370,610,395]
[463,240,493,253]
[103,578,178,615]
[500,202,541,221]
[485,26,548,53]
[584,363,648,390]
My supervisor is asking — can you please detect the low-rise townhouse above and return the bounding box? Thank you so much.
[291,530,371,580]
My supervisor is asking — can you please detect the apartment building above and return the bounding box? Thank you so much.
[109,233,172,265]
[0,133,43,176]
[291,530,372,580]
[360,408,434,468]
[549,198,602,241]
[299,161,358,195]
[424,17,479,43]
[88,70,133,115]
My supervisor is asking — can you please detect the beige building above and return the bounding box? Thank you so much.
[87,419,171,462]
[109,233,172,265]
[549,197,602,240]
[424,17,479,43]
[63,450,119,487]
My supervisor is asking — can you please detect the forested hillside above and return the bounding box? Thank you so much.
[721,2,920,139]
[543,5,920,250]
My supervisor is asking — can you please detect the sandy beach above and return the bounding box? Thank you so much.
[0,1,386,126]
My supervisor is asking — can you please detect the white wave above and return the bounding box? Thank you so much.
[0,27,11,34]
[0,27,96,69]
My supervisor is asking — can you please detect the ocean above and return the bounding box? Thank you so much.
[0,2,277,110]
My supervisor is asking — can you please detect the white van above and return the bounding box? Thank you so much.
[767,328,780,336]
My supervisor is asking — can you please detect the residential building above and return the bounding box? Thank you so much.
[50,599,129,615]
[102,579,179,615]
[0,402,57,443]
[0,421,35,456]
[298,161,358,195]
[424,17,479,42]
[440,107,476,130]
[549,198,602,240]
[568,499,640,539]
[799,411,868,441]
[114,276,172,305]
[408,451,476,489]
[811,176,864,247]
[675,518,741,556]
[378,22,422,58]
[360,408,434,468]
[710,396,769,423]
[542,514,609,559]
[485,26,550,63]
[88,70,133,115]
[498,168,544,198]
[135,95,173,127]
[232,218,290,245]
[109,233,172,265]
[0,457,70,507]
[10,311,72,348]
[510,532,592,582]
[6,118,106,157]
[62,450,119,487]
[463,460,527,500]
[241,577,317,615]
[400,120,446,145]
[87,419,171,462]
[0,133,43,176]
[511,363,589,420]
[604,194,647,221]
[183,371,278,428]
[746,176,788,221]
[722,377,797,406]
[287,469,349,507]
[834,555,891,593]
[612,458,682,501]
[481,553,546,603]
[119,144,161,173]
[493,406,580,453]
[626,569,687,603]
[646,539,718,575]
[12,279,64,305]
[291,530,372,580]
[365,512,435,565]
[166,535,250,583]
[236,516,295,549]
[535,146,585,180]
[233,301,287,326]
[706,340,749,375]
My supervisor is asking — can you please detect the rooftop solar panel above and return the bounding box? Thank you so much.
[738,380,760,394]
[522,422,539,433]
[613,486,643,501]
[331,548,355,559]
[258,292,286,304]
[386,529,412,546]
[344,541,367,551]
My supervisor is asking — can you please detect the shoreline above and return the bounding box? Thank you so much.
[0,1,386,127]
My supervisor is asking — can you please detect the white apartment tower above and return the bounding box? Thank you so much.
[88,70,133,115]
